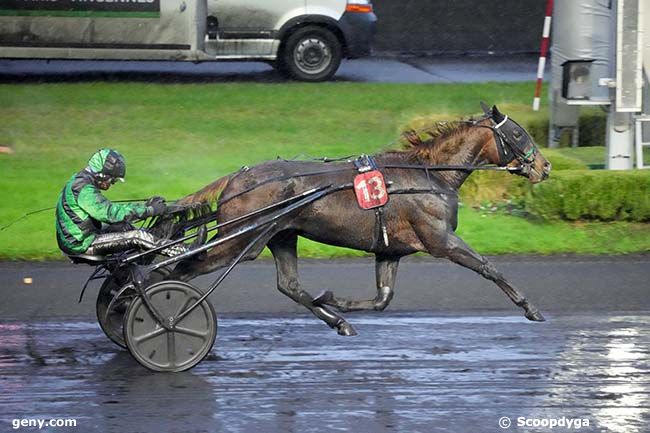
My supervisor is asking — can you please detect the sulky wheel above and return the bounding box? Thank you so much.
[96,267,170,349]
[123,281,217,372]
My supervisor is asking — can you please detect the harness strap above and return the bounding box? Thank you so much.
[371,208,388,250]
[354,155,389,248]
[353,154,378,173]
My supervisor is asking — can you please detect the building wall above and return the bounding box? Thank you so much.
[372,0,547,54]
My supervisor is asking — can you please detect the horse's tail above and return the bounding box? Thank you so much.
[177,174,231,209]
[150,174,231,239]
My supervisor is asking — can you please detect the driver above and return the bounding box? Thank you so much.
[55,149,187,257]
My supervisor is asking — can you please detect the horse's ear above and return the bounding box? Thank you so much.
[480,101,491,116]
[492,105,505,123]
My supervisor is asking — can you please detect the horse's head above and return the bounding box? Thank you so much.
[478,103,551,184]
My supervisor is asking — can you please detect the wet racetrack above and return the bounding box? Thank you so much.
[2,312,649,433]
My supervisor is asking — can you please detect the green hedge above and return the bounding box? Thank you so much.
[539,148,588,170]
[459,148,588,206]
[525,170,650,221]
[460,170,527,205]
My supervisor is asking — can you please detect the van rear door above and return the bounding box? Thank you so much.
[209,0,305,37]
[0,0,205,59]
[205,0,305,57]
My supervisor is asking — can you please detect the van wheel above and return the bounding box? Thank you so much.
[280,26,342,82]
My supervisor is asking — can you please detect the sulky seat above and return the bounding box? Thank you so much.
[66,254,110,265]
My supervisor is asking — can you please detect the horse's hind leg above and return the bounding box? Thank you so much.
[439,232,545,321]
[267,232,357,336]
[313,255,399,312]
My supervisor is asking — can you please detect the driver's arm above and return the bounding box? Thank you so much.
[77,185,151,224]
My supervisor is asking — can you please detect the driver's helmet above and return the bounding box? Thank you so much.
[87,148,126,183]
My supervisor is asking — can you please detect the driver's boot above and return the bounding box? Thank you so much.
[190,225,208,261]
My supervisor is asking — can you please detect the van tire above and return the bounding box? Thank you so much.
[280,25,342,82]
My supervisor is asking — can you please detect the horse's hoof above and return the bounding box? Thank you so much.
[313,290,334,306]
[336,322,358,336]
[525,309,546,322]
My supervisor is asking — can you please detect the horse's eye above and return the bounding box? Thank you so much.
[513,130,522,140]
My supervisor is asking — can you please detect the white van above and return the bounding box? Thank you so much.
[0,0,377,81]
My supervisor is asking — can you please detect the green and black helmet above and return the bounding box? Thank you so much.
[88,148,126,183]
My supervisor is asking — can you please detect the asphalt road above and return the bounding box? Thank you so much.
[1,255,648,320]
[0,55,544,83]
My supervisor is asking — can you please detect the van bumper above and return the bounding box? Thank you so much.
[339,11,377,58]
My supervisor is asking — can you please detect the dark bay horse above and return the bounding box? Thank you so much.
[165,104,551,336]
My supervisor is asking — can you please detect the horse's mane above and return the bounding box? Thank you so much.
[386,120,475,164]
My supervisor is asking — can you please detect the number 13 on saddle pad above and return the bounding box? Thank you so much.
[353,170,389,210]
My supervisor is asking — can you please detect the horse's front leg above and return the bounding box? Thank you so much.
[415,221,545,321]
[445,233,545,321]
[313,255,399,312]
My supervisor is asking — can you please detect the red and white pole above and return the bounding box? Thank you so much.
[533,0,554,111]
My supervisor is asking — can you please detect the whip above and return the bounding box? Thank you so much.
[0,198,155,232]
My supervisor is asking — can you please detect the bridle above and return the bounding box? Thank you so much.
[464,103,539,173]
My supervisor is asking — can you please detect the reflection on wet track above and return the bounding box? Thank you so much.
[1,313,649,432]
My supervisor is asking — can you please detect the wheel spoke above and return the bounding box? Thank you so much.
[174,326,209,341]
[173,296,196,319]
[167,330,176,365]
[133,327,166,344]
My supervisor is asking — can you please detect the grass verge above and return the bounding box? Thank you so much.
[1,81,648,260]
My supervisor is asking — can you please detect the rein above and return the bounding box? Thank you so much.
[218,160,521,205]
[215,107,540,206]
[380,163,520,172]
